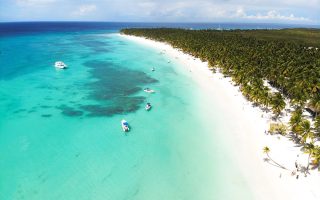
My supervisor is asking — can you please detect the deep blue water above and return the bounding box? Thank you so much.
[1,21,319,36]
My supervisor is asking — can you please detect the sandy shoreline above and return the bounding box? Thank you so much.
[119,33,320,200]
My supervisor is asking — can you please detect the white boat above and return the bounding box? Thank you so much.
[145,103,152,111]
[151,67,155,71]
[54,61,67,69]
[121,119,129,132]
[143,88,155,93]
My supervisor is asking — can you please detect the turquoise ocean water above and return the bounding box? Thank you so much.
[2,22,307,199]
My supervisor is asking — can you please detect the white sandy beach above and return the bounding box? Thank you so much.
[119,33,320,200]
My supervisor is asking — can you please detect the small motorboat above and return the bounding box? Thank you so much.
[151,67,155,71]
[55,61,67,69]
[145,103,152,111]
[143,88,155,93]
[121,119,129,132]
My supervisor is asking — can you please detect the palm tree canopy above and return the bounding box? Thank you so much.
[263,146,270,154]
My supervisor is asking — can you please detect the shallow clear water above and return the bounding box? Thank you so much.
[0,23,254,200]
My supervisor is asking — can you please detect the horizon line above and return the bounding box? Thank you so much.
[0,20,319,27]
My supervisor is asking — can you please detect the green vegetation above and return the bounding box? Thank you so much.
[269,123,287,136]
[121,28,320,171]
[235,29,320,47]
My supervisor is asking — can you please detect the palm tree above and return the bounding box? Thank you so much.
[309,94,320,117]
[289,108,303,135]
[303,142,315,172]
[271,92,286,118]
[311,146,320,170]
[263,146,270,155]
[297,120,314,143]
[263,146,288,170]
[314,115,320,136]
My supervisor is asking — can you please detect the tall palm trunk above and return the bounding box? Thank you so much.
[266,152,288,170]
[307,153,311,171]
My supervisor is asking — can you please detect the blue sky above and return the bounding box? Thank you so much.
[0,0,319,24]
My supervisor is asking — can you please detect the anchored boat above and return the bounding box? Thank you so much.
[121,119,130,132]
[54,61,67,69]
[143,88,155,93]
[145,103,152,111]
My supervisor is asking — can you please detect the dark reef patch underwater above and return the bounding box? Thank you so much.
[56,60,158,117]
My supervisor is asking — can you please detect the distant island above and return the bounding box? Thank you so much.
[121,28,320,172]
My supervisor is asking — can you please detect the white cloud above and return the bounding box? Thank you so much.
[72,4,97,16]
[6,0,318,24]
[235,8,311,21]
[127,1,314,23]
[16,0,56,6]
